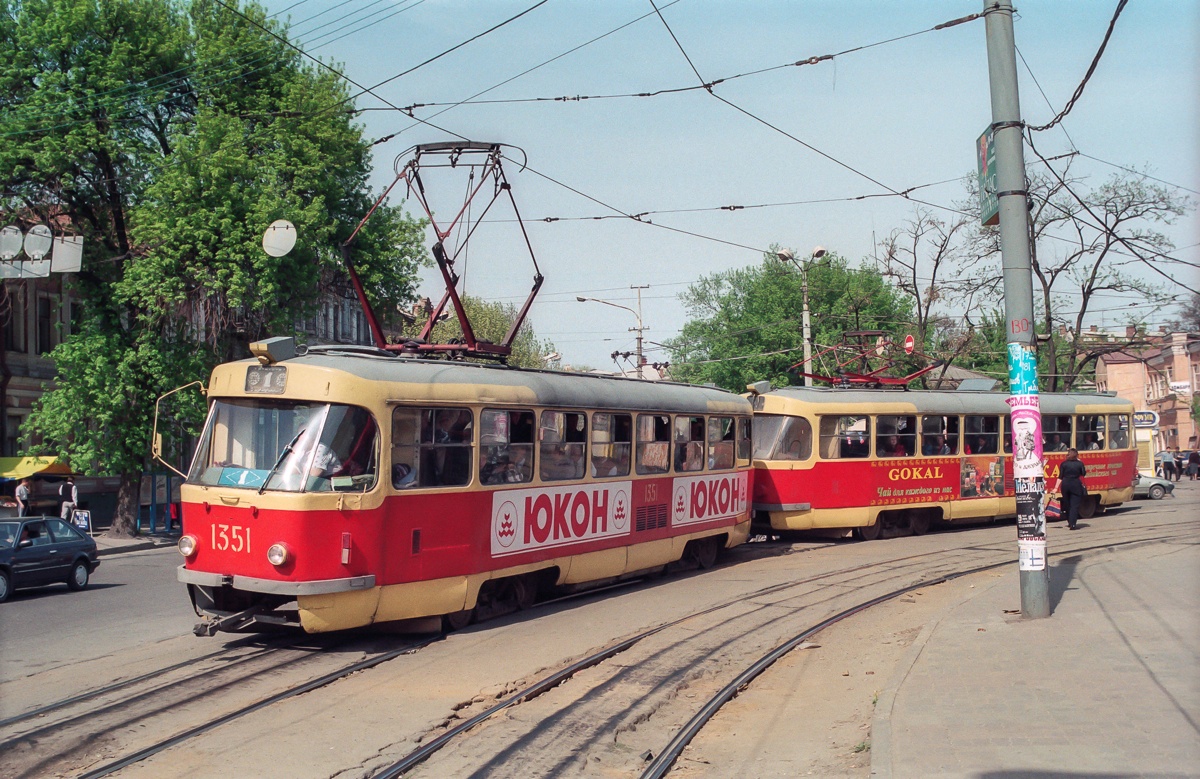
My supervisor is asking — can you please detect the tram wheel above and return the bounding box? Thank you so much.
[443,608,474,632]
[1077,496,1098,519]
[688,537,721,570]
[854,518,883,541]
[512,575,539,611]
[909,511,932,536]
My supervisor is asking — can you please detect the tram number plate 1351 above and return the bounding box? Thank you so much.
[246,365,287,394]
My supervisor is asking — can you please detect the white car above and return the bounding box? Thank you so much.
[1133,472,1175,501]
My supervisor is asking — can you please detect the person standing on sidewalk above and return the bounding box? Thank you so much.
[14,478,31,517]
[1172,447,1185,482]
[59,476,79,520]
[1156,449,1175,480]
[1059,448,1087,530]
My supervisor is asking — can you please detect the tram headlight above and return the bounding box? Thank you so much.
[267,543,291,567]
[178,535,197,557]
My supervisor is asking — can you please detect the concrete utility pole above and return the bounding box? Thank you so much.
[577,286,648,379]
[984,0,1050,618]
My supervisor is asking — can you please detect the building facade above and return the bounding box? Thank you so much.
[1095,328,1199,458]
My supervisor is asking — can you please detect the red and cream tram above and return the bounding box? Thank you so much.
[176,340,753,634]
[750,386,1137,539]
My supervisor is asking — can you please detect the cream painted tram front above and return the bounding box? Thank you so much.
[751,386,1137,539]
[177,345,753,633]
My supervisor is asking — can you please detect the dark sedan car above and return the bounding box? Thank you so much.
[0,517,100,603]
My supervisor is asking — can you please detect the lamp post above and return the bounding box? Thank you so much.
[577,286,648,379]
[776,247,826,386]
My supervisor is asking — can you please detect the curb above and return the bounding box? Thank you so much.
[869,574,1006,778]
[96,537,179,557]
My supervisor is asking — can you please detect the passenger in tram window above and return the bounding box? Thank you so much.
[965,435,994,455]
[1083,433,1102,450]
[392,463,417,488]
[881,434,908,457]
[922,434,950,456]
[1045,433,1068,452]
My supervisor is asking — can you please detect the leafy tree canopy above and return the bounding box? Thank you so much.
[666,251,913,392]
[399,296,557,370]
[1,0,427,533]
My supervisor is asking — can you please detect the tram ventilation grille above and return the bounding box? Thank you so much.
[636,503,668,532]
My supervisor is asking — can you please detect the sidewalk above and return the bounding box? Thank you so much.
[872,521,1200,778]
[92,522,180,557]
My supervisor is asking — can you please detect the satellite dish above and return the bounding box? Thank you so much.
[0,226,22,261]
[262,220,297,257]
[23,224,53,260]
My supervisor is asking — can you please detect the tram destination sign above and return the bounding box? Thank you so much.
[245,365,287,394]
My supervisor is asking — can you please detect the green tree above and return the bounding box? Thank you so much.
[3,0,426,535]
[666,251,913,392]
[400,296,557,370]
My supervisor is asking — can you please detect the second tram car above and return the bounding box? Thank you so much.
[177,341,753,634]
[750,386,1136,538]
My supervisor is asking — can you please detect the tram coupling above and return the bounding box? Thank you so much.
[193,604,266,637]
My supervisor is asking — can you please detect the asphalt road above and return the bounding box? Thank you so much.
[0,546,196,684]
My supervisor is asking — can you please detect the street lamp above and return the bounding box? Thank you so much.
[776,247,826,387]
[577,286,648,379]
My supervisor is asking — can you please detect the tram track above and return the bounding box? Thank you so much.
[368,520,1196,779]
[0,633,437,779]
[7,514,1187,779]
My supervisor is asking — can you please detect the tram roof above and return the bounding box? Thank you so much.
[221,348,750,414]
[759,385,1132,415]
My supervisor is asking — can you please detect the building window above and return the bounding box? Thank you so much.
[36,294,55,355]
[3,290,25,352]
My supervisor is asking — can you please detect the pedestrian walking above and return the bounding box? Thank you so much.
[1188,450,1199,480]
[1172,448,1185,482]
[59,476,79,520]
[1059,448,1087,531]
[14,477,31,517]
[1156,449,1175,480]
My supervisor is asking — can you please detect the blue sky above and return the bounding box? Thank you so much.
[261,0,1199,370]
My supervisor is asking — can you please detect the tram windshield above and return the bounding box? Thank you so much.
[188,399,378,492]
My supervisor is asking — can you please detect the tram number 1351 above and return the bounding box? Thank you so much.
[212,523,251,553]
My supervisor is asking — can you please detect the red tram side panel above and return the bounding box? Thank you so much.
[177,349,752,634]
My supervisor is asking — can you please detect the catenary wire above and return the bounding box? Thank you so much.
[1026,0,1129,133]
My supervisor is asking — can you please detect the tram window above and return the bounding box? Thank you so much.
[320,405,378,492]
[751,415,784,460]
[737,417,752,462]
[539,411,586,481]
[920,415,957,455]
[1107,414,1130,449]
[819,415,870,459]
[1043,416,1072,452]
[636,414,671,475]
[409,408,473,487]
[1076,415,1105,450]
[591,413,632,477]
[877,415,916,457]
[706,417,736,470]
[191,400,378,493]
[674,416,705,473]
[964,416,1000,455]
[479,409,533,485]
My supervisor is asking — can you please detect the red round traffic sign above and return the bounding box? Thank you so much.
[903,334,915,355]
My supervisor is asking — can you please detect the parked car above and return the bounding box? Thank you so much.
[1133,472,1175,501]
[0,517,100,603]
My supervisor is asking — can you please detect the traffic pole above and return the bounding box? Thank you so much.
[984,0,1050,618]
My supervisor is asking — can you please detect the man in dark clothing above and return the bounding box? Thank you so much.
[1058,448,1087,530]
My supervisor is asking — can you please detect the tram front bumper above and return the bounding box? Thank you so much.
[177,565,376,595]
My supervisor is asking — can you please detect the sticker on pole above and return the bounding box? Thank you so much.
[1018,539,1046,571]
